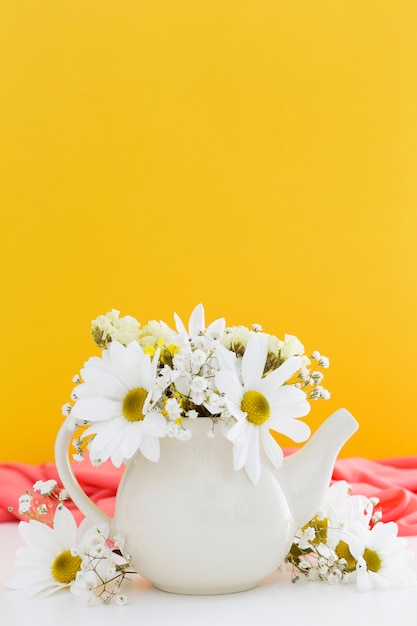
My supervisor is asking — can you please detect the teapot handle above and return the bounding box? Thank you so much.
[54,417,111,526]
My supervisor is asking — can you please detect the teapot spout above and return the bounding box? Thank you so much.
[282,408,359,529]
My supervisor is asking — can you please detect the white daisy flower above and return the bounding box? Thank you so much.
[6,506,100,597]
[215,333,311,484]
[70,340,168,467]
[344,521,417,592]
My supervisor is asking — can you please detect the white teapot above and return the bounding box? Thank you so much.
[55,408,358,595]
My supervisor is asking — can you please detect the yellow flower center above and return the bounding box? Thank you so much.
[335,540,357,572]
[363,547,382,572]
[122,387,148,422]
[51,550,82,584]
[241,390,271,425]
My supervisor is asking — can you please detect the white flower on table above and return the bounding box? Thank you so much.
[215,332,311,484]
[6,506,108,597]
[344,521,417,592]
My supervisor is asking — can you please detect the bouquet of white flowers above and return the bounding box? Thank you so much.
[64,303,330,485]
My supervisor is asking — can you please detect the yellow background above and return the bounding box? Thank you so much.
[1,1,416,464]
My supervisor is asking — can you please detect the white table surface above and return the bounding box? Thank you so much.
[1,522,416,625]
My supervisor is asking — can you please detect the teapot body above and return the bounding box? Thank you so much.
[112,418,295,594]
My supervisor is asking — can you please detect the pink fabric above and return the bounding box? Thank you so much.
[0,460,123,525]
[1,455,417,536]
[332,456,417,536]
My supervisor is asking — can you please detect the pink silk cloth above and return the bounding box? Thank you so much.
[1,455,417,536]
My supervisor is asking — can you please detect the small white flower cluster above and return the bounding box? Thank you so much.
[287,481,416,591]
[164,335,231,439]
[17,493,32,515]
[14,479,68,520]
[71,525,132,605]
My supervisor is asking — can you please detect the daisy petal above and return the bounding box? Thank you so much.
[120,422,143,460]
[52,505,77,549]
[142,411,168,437]
[215,344,236,373]
[226,416,249,444]
[269,396,311,419]
[265,384,308,408]
[244,426,261,485]
[19,519,55,550]
[79,367,128,398]
[241,334,268,389]
[216,371,245,409]
[261,356,302,390]
[122,341,147,388]
[140,433,161,462]
[261,429,284,469]
[356,564,374,592]
[231,422,253,471]
[84,415,128,447]
[206,317,226,338]
[138,353,154,392]
[87,419,130,466]
[106,340,128,369]
[188,303,205,336]
[269,414,311,442]
[71,396,122,422]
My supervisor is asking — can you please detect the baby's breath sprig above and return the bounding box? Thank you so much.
[10,480,69,525]
[73,535,135,605]
[293,350,331,401]
[71,433,97,463]
[286,519,352,585]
